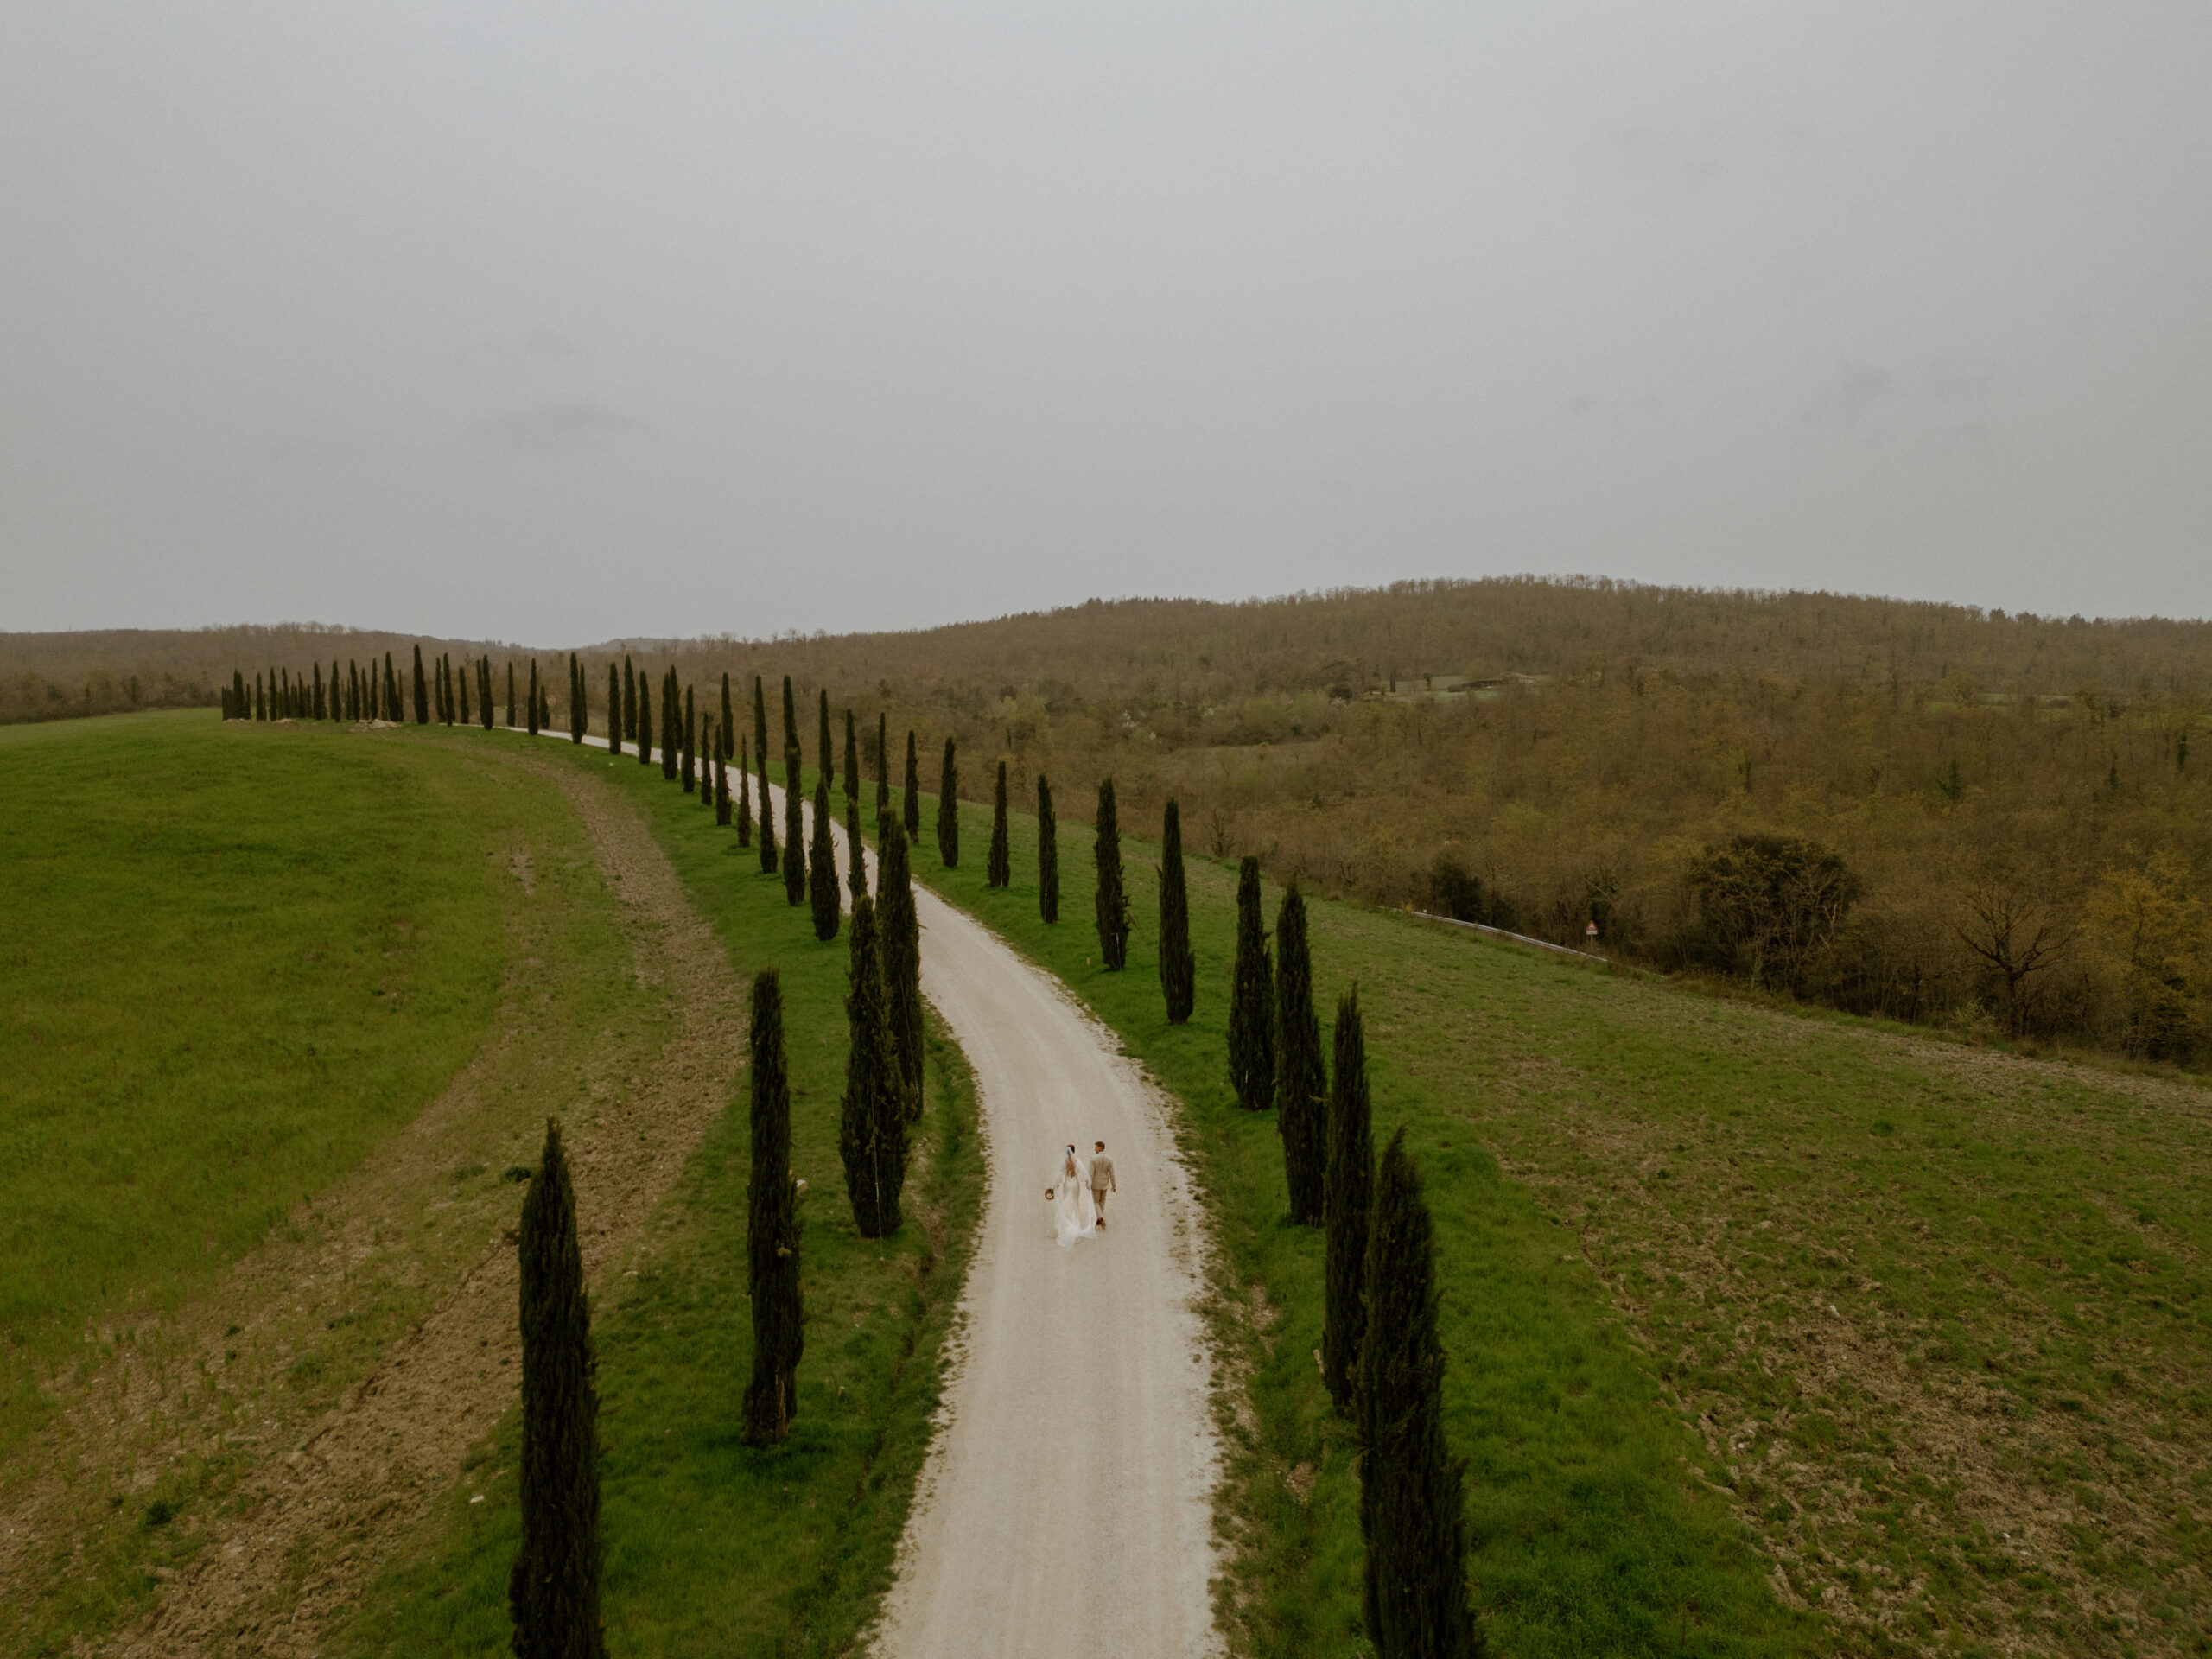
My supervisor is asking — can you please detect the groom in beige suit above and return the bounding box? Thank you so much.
[1090,1141,1116,1226]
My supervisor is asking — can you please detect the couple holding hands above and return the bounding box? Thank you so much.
[1049,1141,1115,1248]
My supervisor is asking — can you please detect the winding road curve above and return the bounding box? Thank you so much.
[576,739,1224,1655]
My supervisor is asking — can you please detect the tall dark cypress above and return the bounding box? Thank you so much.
[683,685,696,792]
[313,662,326,721]
[817,690,833,786]
[754,677,778,872]
[721,674,734,762]
[1229,856,1276,1109]
[902,730,921,839]
[481,658,494,729]
[253,671,264,721]
[809,776,840,941]
[781,676,799,759]
[1323,988,1375,1417]
[635,670,653,765]
[335,660,345,721]
[528,661,542,736]
[506,660,516,728]
[843,709,858,802]
[1361,1130,1484,1659]
[607,664,621,756]
[412,645,429,724]
[661,671,679,780]
[876,815,925,1123]
[783,741,806,908]
[736,736,754,846]
[845,796,867,903]
[936,738,959,868]
[233,668,247,720]
[460,659,473,726]
[987,761,1012,888]
[837,895,906,1237]
[1093,778,1131,969]
[538,670,551,733]
[1037,775,1060,923]
[875,712,890,817]
[507,1119,607,1659]
[622,657,636,742]
[1159,798,1196,1022]
[570,654,587,743]
[385,652,400,721]
[1276,883,1328,1226]
[743,970,804,1446]
[716,750,732,824]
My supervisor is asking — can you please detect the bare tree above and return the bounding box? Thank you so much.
[1954,849,2077,1038]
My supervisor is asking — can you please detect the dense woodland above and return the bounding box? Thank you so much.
[28,576,2212,1060]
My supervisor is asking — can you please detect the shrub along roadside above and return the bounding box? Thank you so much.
[903,783,1808,1659]
[328,738,985,1659]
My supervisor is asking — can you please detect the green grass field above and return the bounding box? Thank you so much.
[327,737,984,1656]
[910,785,2212,1657]
[0,713,549,1457]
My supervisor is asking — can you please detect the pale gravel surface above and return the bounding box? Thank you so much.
[739,761,1225,1657]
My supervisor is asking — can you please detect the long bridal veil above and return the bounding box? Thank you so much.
[1053,1147,1097,1248]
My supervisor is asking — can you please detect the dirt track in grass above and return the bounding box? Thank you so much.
[0,743,743,1657]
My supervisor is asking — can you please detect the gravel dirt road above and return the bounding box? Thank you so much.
[745,768,1225,1656]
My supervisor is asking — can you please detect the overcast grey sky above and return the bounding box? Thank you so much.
[3,3,2207,644]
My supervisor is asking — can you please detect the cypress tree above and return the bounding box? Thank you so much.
[383,652,397,721]
[837,895,906,1237]
[345,662,356,720]
[1093,778,1130,969]
[233,669,246,721]
[481,658,494,729]
[461,660,473,726]
[936,738,959,868]
[253,671,264,721]
[817,690,833,785]
[736,736,754,845]
[902,730,920,839]
[636,671,653,765]
[683,685,696,792]
[875,711,889,817]
[845,796,867,903]
[753,677,777,871]
[662,671,679,780]
[809,775,840,941]
[507,1119,607,1659]
[1276,883,1328,1226]
[571,655,587,743]
[528,661,542,736]
[1361,1130,1484,1659]
[711,748,728,823]
[622,658,636,742]
[1323,988,1374,1416]
[1159,798,1196,1022]
[1229,856,1275,1109]
[721,674,734,762]
[607,664,620,756]
[335,660,344,721]
[506,660,516,728]
[1037,775,1060,923]
[412,645,429,724]
[843,709,858,803]
[781,676,798,758]
[313,662,326,721]
[987,760,1011,888]
[877,815,925,1123]
[783,743,806,907]
[742,970,805,1446]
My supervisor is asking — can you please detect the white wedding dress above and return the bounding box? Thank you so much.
[1053,1147,1097,1248]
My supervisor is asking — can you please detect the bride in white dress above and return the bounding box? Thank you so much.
[1053,1144,1097,1247]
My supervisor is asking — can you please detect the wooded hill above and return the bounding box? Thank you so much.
[22,577,2212,1059]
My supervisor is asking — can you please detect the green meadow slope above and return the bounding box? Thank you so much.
[915,785,2212,1659]
[0,716,982,1657]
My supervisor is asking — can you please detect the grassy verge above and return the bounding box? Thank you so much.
[0,712,556,1457]
[913,783,2212,1655]
[329,738,985,1656]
